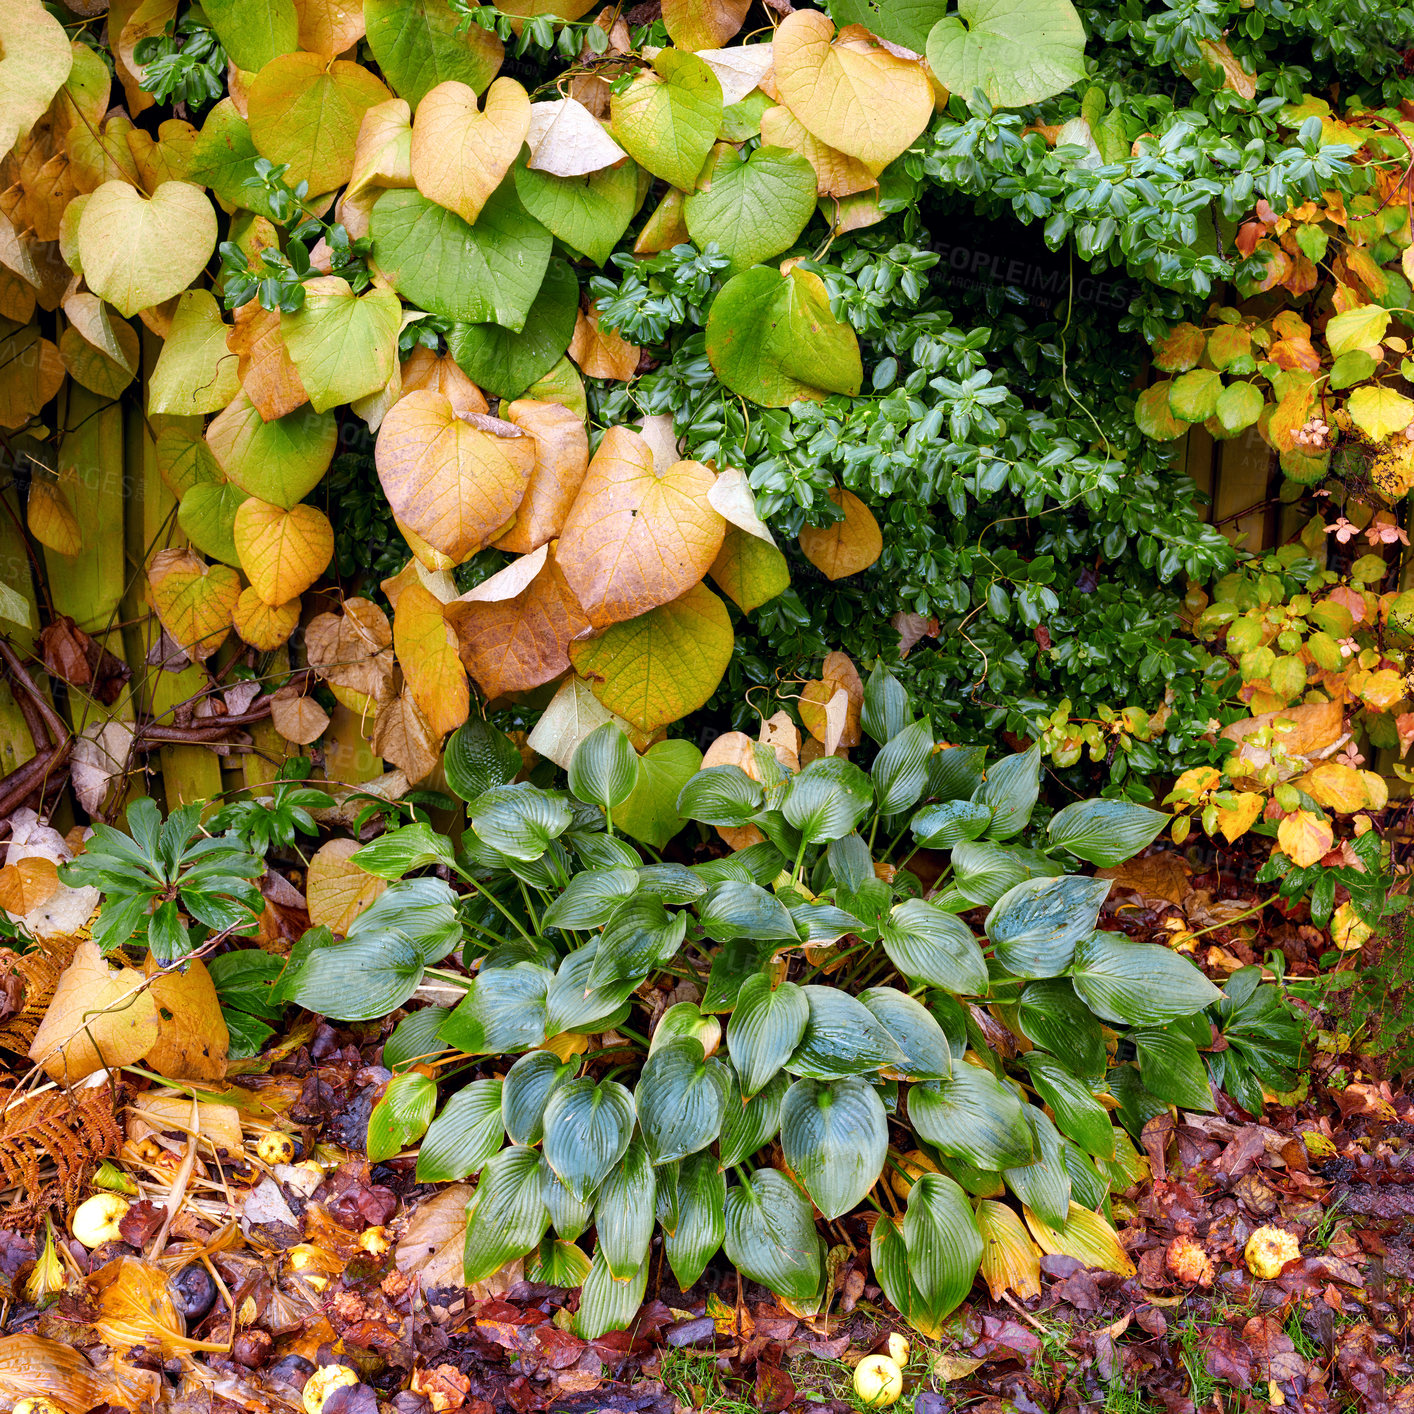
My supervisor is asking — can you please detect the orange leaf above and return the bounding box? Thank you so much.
[567,306,641,381]
[394,582,469,736]
[797,487,882,580]
[233,499,334,607]
[493,399,589,554]
[147,547,241,662]
[411,78,531,225]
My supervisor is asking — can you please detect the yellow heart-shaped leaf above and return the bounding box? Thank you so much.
[493,399,589,554]
[400,345,489,416]
[759,104,876,197]
[773,11,933,173]
[147,546,241,662]
[233,586,301,649]
[28,479,82,557]
[662,0,749,51]
[307,837,386,934]
[0,0,73,156]
[556,425,725,627]
[148,289,242,415]
[375,389,536,563]
[0,325,63,429]
[234,498,335,606]
[411,77,531,225]
[76,180,218,318]
[798,487,882,580]
[1276,809,1333,868]
[393,581,469,735]
[295,0,366,55]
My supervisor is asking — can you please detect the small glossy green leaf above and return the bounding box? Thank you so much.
[928,744,986,801]
[575,1249,648,1340]
[911,799,992,849]
[383,1006,450,1071]
[1002,1106,1071,1229]
[1133,1028,1216,1111]
[285,932,423,1021]
[677,765,764,826]
[951,840,1062,908]
[527,1235,593,1288]
[698,880,798,945]
[589,893,687,987]
[471,784,573,861]
[782,757,874,843]
[542,868,637,930]
[1018,979,1108,1081]
[541,1155,594,1240]
[862,662,909,745]
[1023,1053,1115,1159]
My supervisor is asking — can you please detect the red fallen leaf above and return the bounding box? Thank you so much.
[1203,1326,1254,1387]
[756,1363,796,1413]
[39,614,132,705]
[1033,625,1053,652]
[533,1324,586,1369]
[411,1365,470,1410]
[117,1199,166,1247]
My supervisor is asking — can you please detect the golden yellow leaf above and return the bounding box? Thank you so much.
[28,477,82,556]
[1295,761,1371,814]
[773,11,933,173]
[147,288,243,416]
[411,77,531,225]
[233,498,334,607]
[797,487,882,580]
[147,546,241,662]
[29,939,160,1085]
[228,298,308,421]
[445,542,592,699]
[0,0,73,157]
[759,104,876,198]
[126,115,199,188]
[306,837,387,935]
[294,0,366,56]
[1331,901,1372,952]
[232,586,301,650]
[634,187,690,255]
[144,957,228,1082]
[661,0,750,50]
[0,324,63,429]
[345,96,415,208]
[381,555,456,609]
[400,345,488,416]
[556,425,725,628]
[1024,1202,1136,1278]
[798,650,863,749]
[1212,790,1263,844]
[977,1198,1042,1301]
[394,582,469,736]
[0,858,59,916]
[1223,695,1346,785]
[494,399,589,554]
[113,0,176,115]
[270,688,330,745]
[375,390,536,563]
[1277,809,1333,868]
[567,305,640,381]
[372,686,442,782]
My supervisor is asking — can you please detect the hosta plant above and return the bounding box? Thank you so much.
[281,667,1301,1339]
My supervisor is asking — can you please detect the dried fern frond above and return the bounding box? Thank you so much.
[0,945,72,1057]
[0,1080,123,1225]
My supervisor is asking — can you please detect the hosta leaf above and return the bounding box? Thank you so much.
[541,1156,594,1241]
[636,1038,731,1164]
[926,0,1086,108]
[502,1049,579,1146]
[1017,979,1108,1080]
[284,932,423,1021]
[1071,932,1222,1025]
[1024,1201,1135,1278]
[676,765,763,826]
[588,894,687,987]
[665,1150,726,1291]
[858,987,951,1080]
[527,1235,593,1289]
[595,1138,656,1279]
[724,1168,821,1307]
[541,867,637,930]
[908,1064,1036,1170]
[1133,1027,1216,1111]
[718,1067,788,1167]
[416,1078,505,1181]
[569,721,639,813]
[781,757,874,843]
[1046,798,1169,866]
[976,1198,1042,1301]
[575,1249,649,1340]
[542,944,638,1035]
[780,1076,887,1220]
[727,973,809,1097]
[471,783,573,860]
[950,840,1063,908]
[648,1002,721,1059]
[912,799,992,849]
[366,1070,436,1162]
[438,963,550,1055]
[872,717,934,816]
[985,875,1112,979]
[881,899,989,995]
[384,1006,450,1071]
[929,744,987,802]
[698,880,798,946]
[787,985,902,1079]
[463,1145,548,1284]
[1023,1053,1115,1159]
[542,1076,636,1202]
[1002,1106,1071,1229]
[790,902,865,945]
[975,742,1041,840]
[902,1173,984,1330]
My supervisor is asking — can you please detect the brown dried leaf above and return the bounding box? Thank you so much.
[143,956,229,1082]
[306,838,387,935]
[270,689,331,746]
[567,305,640,381]
[371,686,442,782]
[494,399,590,555]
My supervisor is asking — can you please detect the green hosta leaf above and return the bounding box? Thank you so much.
[284,932,423,1021]
[781,757,874,844]
[350,822,454,880]
[862,663,910,745]
[527,1235,593,1289]
[871,1212,917,1327]
[541,1156,594,1241]
[706,263,862,407]
[903,1172,985,1329]
[1046,798,1170,866]
[438,963,550,1055]
[975,741,1041,839]
[985,875,1112,979]
[370,186,551,327]
[677,765,764,826]
[718,1067,788,1168]
[788,985,902,1079]
[702,938,773,1012]
[1023,1053,1115,1159]
[463,1145,548,1284]
[858,987,952,1080]
[568,721,641,814]
[871,717,935,816]
[951,840,1063,908]
[881,899,989,995]
[445,718,522,803]
[728,973,810,1097]
[349,878,461,964]
[827,833,873,893]
[1002,1106,1071,1229]
[416,1078,505,1181]
[636,1038,731,1163]
[595,1138,657,1279]
[684,143,816,277]
[1017,979,1108,1082]
[648,1002,721,1058]
[612,740,703,851]
[929,744,987,801]
[502,1050,579,1147]
[911,799,992,849]
[447,256,579,401]
[697,880,798,945]
[575,1249,649,1340]
[513,156,639,267]
[635,862,708,905]
[541,868,636,930]
[908,1064,1036,1170]
[609,48,722,192]
[693,840,784,886]
[572,833,643,870]
[789,902,864,945]
[665,1150,726,1291]
[471,784,573,861]
[544,944,638,1035]
[542,1076,636,1202]
[724,1168,821,1307]
[780,1076,887,1220]
[926,0,1085,108]
[1133,1027,1216,1111]
[589,894,687,988]
[1061,1140,1111,1211]
[366,1070,436,1162]
[1071,933,1223,1025]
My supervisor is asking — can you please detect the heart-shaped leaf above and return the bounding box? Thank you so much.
[724,1168,821,1306]
[881,899,989,995]
[718,1067,788,1167]
[502,1049,579,1146]
[514,154,640,266]
[709,526,791,612]
[178,482,248,567]
[664,1149,727,1290]
[698,882,798,946]
[758,104,877,198]
[636,1038,731,1164]
[611,740,703,851]
[439,962,551,1054]
[202,0,297,71]
[491,400,588,554]
[375,391,535,562]
[662,0,750,49]
[280,277,401,412]
[858,986,952,1080]
[788,985,903,1079]
[77,181,217,318]
[798,487,882,580]
[542,1075,636,1202]
[147,548,240,662]
[569,720,639,812]
[926,0,1086,109]
[1071,932,1223,1025]
[229,301,309,422]
[685,143,817,276]
[415,1077,504,1182]
[609,49,722,192]
[411,76,530,223]
[365,0,503,108]
[774,11,933,171]
[233,587,301,650]
[393,581,469,736]
[986,875,1112,979]
[0,0,71,157]
[781,1075,887,1219]
[206,392,338,508]
[148,290,242,415]
[557,426,724,628]
[463,1145,549,1284]
[527,96,629,177]
[233,499,334,607]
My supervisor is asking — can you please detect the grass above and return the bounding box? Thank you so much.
[1105,1375,1163,1414]
[658,1348,757,1414]
[1306,1194,1346,1252]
